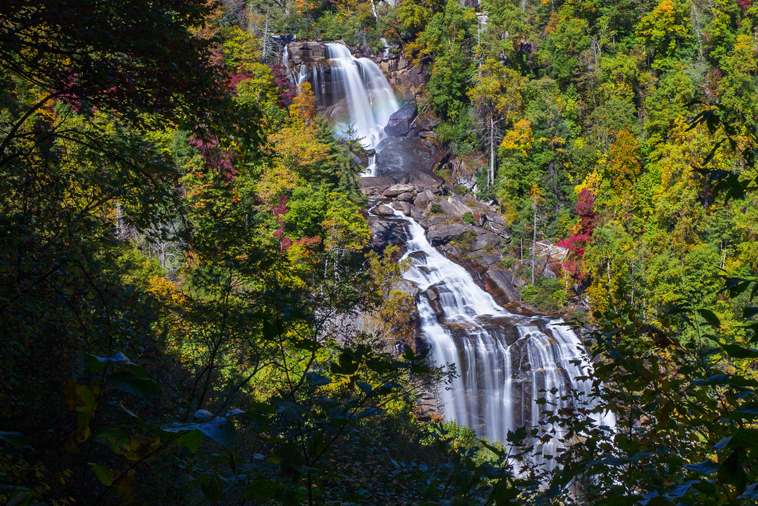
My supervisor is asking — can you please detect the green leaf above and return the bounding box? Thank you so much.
[664,480,699,498]
[86,352,134,373]
[161,415,237,449]
[90,464,114,486]
[697,309,720,326]
[0,431,31,449]
[175,429,203,453]
[737,482,758,500]
[481,439,505,457]
[685,461,718,475]
[109,371,161,396]
[305,372,331,386]
[356,381,373,394]
[713,436,732,452]
[720,344,758,359]
[718,448,747,492]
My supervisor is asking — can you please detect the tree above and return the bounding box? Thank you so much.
[530,183,543,285]
[468,59,525,186]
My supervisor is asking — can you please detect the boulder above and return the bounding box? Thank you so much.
[385,105,418,137]
[447,194,473,216]
[486,222,511,242]
[383,184,417,197]
[439,199,461,216]
[373,204,396,216]
[472,233,500,252]
[426,224,474,245]
[413,189,435,208]
[393,279,420,299]
[540,266,557,280]
[391,201,412,216]
[484,212,505,225]
[368,217,406,250]
[410,205,427,222]
[484,269,521,303]
[359,176,396,189]
[396,192,414,202]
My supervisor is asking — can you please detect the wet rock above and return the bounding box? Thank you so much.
[373,204,395,216]
[385,105,418,137]
[383,184,416,197]
[368,217,406,250]
[426,287,438,301]
[323,98,350,123]
[426,224,474,245]
[471,233,500,252]
[484,268,521,304]
[396,192,414,202]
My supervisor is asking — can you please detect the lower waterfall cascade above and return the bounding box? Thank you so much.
[390,210,615,464]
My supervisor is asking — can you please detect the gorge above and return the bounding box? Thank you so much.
[287,40,614,454]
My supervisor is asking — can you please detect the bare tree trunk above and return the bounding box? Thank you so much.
[369,0,379,20]
[532,198,537,286]
[490,117,495,186]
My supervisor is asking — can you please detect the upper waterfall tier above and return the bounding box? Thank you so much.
[325,44,400,149]
[391,209,614,465]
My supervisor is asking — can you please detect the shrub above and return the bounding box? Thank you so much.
[430,203,444,214]
[499,256,515,269]
[450,230,477,250]
[455,184,469,195]
[462,211,475,225]
[519,276,567,312]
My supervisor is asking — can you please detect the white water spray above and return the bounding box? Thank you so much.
[326,43,399,149]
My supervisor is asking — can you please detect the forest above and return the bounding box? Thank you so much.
[1,0,757,504]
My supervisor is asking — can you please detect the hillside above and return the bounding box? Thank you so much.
[1,1,757,505]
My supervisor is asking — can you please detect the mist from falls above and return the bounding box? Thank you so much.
[325,43,400,151]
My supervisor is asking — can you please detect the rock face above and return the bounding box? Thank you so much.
[484,269,521,304]
[471,233,500,252]
[385,105,418,137]
[426,224,474,245]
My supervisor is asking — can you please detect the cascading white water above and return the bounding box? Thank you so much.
[392,210,613,465]
[326,43,399,149]
[366,154,377,177]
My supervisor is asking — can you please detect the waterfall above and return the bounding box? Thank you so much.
[366,154,377,177]
[392,210,614,465]
[326,43,399,149]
